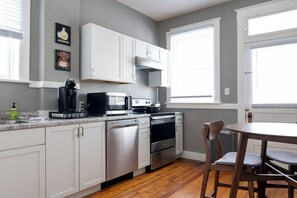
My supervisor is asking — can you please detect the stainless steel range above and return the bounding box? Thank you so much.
[132,98,176,171]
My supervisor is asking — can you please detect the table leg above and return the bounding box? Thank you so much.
[229,133,248,198]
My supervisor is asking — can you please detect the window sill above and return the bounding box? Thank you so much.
[0,79,31,84]
[29,81,80,89]
[165,102,238,109]
[0,80,80,89]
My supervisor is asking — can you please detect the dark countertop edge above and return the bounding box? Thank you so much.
[0,114,151,132]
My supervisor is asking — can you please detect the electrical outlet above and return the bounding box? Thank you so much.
[224,88,230,95]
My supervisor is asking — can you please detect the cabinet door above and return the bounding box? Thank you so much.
[159,48,169,67]
[135,39,150,58]
[175,115,184,155]
[149,44,161,62]
[79,122,106,190]
[0,145,45,198]
[138,128,150,169]
[148,70,169,87]
[91,24,122,82]
[122,35,136,83]
[176,123,184,155]
[46,124,79,198]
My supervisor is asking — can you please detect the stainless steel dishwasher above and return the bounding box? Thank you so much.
[106,119,139,181]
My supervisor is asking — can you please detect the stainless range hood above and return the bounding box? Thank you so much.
[135,56,163,71]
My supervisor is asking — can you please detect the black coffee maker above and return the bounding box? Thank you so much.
[58,79,77,113]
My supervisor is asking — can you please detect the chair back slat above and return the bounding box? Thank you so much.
[202,120,224,161]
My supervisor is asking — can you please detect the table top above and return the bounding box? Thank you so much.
[226,122,297,138]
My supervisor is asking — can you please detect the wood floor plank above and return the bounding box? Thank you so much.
[85,158,296,198]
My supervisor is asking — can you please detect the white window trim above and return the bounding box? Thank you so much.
[0,0,31,82]
[236,0,297,123]
[19,0,31,81]
[165,17,221,109]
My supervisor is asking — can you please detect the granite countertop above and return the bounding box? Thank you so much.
[0,113,150,132]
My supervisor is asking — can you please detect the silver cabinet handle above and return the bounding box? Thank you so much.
[76,127,80,138]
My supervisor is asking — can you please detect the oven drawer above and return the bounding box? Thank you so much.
[150,147,176,171]
[151,138,175,153]
[138,117,150,129]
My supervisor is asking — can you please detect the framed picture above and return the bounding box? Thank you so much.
[55,49,71,71]
[55,23,71,46]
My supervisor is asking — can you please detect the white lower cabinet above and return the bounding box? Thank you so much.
[138,117,150,169]
[46,122,106,198]
[0,128,45,198]
[79,122,106,190]
[175,115,184,155]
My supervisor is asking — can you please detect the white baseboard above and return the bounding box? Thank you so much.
[180,151,206,162]
[65,185,101,198]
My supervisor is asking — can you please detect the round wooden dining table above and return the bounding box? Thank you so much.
[226,122,297,198]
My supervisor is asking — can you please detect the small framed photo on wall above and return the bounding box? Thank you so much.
[55,23,71,46]
[55,49,71,71]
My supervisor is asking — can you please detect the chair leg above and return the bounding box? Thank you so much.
[213,170,220,197]
[247,168,255,198]
[200,165,211,198]
[288,185,294,198]
[248,181,255,198]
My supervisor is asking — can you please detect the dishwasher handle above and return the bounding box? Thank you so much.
[107,119,139,130]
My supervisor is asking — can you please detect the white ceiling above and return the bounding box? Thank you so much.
[117,0,232,21]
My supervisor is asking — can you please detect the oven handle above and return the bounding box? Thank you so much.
[151,115,176,120]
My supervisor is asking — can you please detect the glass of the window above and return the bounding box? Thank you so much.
[248,9,297,36]
[251,42,297,105]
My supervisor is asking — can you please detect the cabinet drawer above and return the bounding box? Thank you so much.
[0,128,45,151]
[175,115,183,124]
[138,117,150,129]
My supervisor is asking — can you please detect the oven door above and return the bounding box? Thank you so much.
[150,115,175,152]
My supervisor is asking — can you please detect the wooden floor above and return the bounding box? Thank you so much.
[85,158,296,198]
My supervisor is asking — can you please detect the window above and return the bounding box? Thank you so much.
[167,18,221,103]
[249,40,297,105]
[248,9,297,36]
[245,8,297,106]
[0,0,30,81]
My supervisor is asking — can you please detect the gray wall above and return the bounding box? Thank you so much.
[157,0,272,153]
[0,0,159,112]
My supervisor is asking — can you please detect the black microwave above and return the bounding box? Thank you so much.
[87,92,132,116]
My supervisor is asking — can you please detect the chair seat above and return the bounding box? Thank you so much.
[215,152,262,167]
[267,150,297,165]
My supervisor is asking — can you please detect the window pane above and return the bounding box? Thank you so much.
[252,42,297,104]
[248,9,297,36]
[0,36,20,79]
[171,26,214,101]
[0,0,23,33]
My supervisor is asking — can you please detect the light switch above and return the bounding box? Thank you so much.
[224,88,230,95]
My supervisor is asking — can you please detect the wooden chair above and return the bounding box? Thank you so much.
[265,149,297,198]
[200,120,262,198]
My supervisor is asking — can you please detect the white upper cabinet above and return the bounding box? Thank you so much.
[135,39,170,72]
[122,35,136,83]
[148,49,170,87]
[135,39,161,63]
[81,23,136,83]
